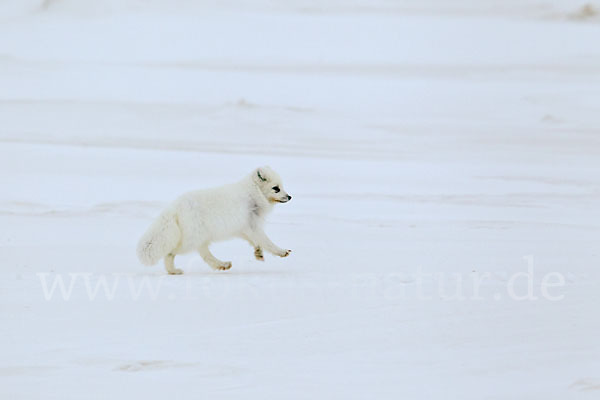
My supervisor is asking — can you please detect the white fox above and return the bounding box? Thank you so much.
[136,166,292,274]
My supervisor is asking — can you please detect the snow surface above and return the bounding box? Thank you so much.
[1,0,599,398]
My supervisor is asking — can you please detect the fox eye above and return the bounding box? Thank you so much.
[272,186,280,193]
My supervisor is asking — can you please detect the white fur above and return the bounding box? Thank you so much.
[136,166,292,274]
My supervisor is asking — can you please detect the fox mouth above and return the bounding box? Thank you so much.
[271,198,289,203]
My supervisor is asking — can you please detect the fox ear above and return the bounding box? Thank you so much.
[256,168,268,182]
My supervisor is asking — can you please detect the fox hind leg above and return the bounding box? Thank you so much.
[164,253,184,275]
[199,243,232,271]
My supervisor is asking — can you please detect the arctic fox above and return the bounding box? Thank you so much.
[137,166,292,274]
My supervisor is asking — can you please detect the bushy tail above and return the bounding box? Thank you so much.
[136,210,181,266]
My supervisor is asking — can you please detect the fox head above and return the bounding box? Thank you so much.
[252,166,292,204]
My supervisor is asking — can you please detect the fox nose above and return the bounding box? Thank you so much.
[287,195,292,201]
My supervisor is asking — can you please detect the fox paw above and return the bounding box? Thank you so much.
[168,268,184,275]
[254,248,264,261]
[215,261,232,271]
[279,249,292,258]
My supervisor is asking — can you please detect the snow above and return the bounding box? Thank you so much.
[1,0,599,398]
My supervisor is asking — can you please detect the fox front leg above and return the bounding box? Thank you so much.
[246,228,291,258]
[241,233,265,261]
[254,246,264,261]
